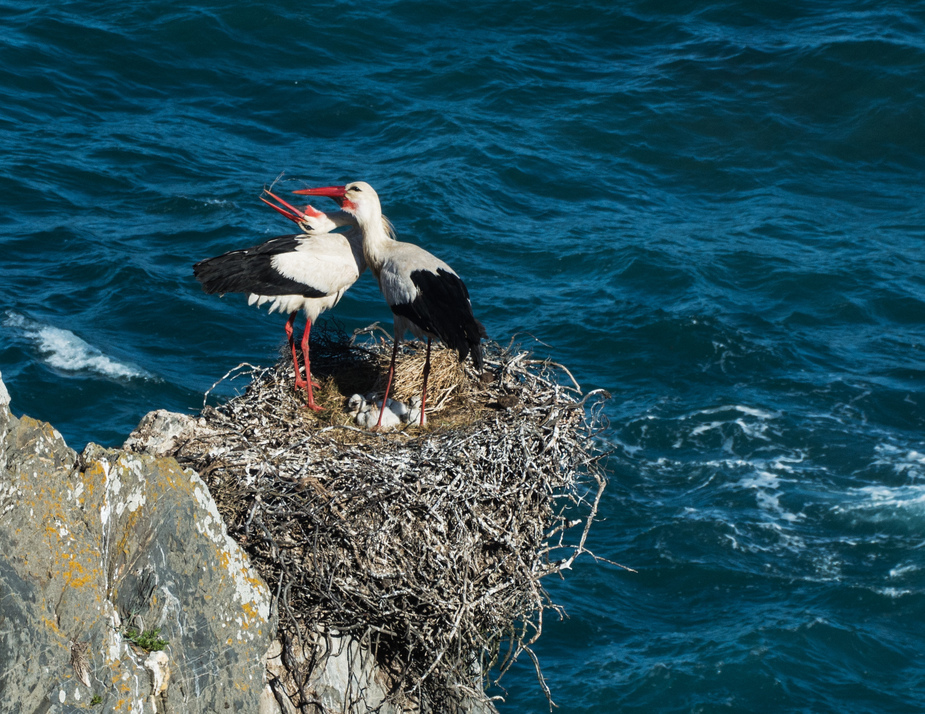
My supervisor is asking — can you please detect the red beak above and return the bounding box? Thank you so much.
[293,185,348,207]
[260,189,325,224]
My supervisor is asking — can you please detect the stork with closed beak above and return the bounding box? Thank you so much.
[294,181,485,427]
[193,190,363,411]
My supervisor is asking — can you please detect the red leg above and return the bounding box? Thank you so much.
[284,312,307,391]
[419,337,431,426]
[301,319,322,412]
[377,338,400,429]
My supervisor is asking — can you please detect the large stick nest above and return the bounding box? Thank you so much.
[173,323,609,712]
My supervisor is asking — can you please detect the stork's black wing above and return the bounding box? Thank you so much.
[193,236,326,298]
[391,268,485,369]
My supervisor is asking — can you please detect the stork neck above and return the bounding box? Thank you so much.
[357,210,394,274]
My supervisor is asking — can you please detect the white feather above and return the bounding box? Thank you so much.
[356,401,401,430]
[271,233,363,296]
[244,230,366,322]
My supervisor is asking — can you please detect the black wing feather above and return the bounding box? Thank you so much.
[193,235,326,298]
[391,268,484,369]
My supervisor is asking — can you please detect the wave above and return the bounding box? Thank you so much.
[3,311,153,381]
[836,484,925,521]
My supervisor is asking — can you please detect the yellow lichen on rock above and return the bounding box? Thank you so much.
[0,386,274,712]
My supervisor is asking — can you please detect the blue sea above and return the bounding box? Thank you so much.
[2,1,924,711]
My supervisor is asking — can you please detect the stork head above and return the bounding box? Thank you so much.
[293,181,381,224]
[260,189,336,233]
[260,189,346,234]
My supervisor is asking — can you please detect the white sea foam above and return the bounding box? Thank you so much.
[733,469,803,523]
[871,444,925,480]
[4,311,151,380]
[889,563,919,579]
[835,484,925,524]
[690,420,725,436]
[684,404,780,421]
[850,485,925,507]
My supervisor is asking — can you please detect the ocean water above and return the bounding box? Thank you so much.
[2,1,924,711]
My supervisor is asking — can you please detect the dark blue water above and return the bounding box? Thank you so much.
[2,1,924,711]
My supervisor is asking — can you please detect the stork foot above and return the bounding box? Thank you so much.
[292,378,324,411]
[292,377,321,392]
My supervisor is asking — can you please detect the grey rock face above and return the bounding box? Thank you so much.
[0,370,10,410]
[0,383,273,713]
[123,409,215,459]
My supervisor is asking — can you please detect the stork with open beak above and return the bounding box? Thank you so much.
[193,190,363,411]
[294,181,485,427]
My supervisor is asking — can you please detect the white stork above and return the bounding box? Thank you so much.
[193,190,363,411]
[294,181,485,427]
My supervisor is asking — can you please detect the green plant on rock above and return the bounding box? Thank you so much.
[123,627,168,652]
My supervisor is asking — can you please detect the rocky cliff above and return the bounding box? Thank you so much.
[0,374,394,714]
